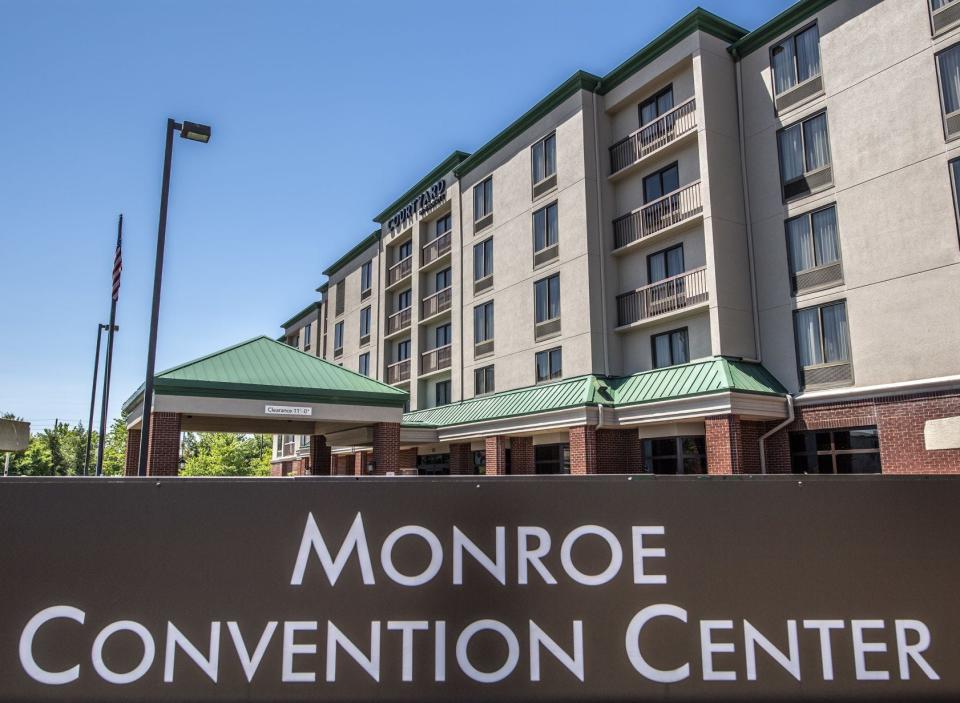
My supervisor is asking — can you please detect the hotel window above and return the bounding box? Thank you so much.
[643,436,707,474]
[535,444,570,475]
[397,288,412,311]
[790,427,881,473]
[435,380,451,407]
[794,300,852,388]
[358,352,370,376]
[531,133,557,198]
[333,321,344,357]
[397,339,411,361]
[937,43,960,139]
[436,267,451,291]
[534,273,561,341]
[777,111,832,200]
[639,85,674,126]
[770,24,822,112]
[474,238,494,294]
[474,365,495,396]
[435,213,452,236]
[474,301,494,354]
[643,162,680,203]
[651,328,688,368]
[435,323,452,348]
[931,0,960,36]
[302,324,312,351]
[360,261,372,299]
[532,202,559,266]
[647,244,684,283]
[335,280,345,316]
[951,158,960,233]
[785,204,843,293]
[398,240,412,261]
[535,347,562,383]
[474,176,494,230]
[359,306,371,344]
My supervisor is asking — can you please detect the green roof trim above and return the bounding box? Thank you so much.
[322,229,381,278]
[280,301,322,330]
[728,0,835,59]
[122,336,407,413]
[453,71,602,180]
[373,151,471,224]
[599,8,747,94]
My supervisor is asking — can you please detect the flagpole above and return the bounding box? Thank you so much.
[83,323,107,476]
[95,214,122,476]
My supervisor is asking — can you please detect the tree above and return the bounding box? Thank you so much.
[101,416,128,476]
[180,432,272,477]
[7,420,94,476]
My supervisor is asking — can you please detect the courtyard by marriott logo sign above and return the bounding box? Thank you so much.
[0,478,956,701]
[386,179,446,232]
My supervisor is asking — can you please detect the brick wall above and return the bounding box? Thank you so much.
[146,412,181,477]
[372,422,400,475]
[705,414,742,475]
[449,443,473,475]
[596,428,643,474]
[510,437,534,475]
[569,425,597,475]
[398,448,418,475]
[485,436,507,475]
[124,429,141,476]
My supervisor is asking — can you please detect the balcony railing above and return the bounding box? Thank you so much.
[421,344,452,375]
[386,307,411,335]
[422,230,452,267]
[613,181,702,250]
[422,287,452,319]
[609,98,697,175]
[387,255,413,287]
[386,359,410,384]
[616,267,708,327]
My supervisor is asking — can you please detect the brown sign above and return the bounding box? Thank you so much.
[0,475,958,702]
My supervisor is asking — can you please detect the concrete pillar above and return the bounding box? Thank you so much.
[484,435,507,475]
[705,414,744,474]
[309,435,331,476]
[449,443,473,475]
[569,425,598,475]
[372,422,400,475]
[510,436,534,475]
[124,429,141,476]
[146,412,181,477]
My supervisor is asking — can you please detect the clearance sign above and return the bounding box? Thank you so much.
[0,476,957,702]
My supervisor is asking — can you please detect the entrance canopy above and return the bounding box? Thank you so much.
[122,336,407,435]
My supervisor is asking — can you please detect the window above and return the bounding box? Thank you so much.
[770,24,821,96]
[794,300,851,386]
[398,240,412,261]
[785,204,842,292]
[360,261,372,297]
[652,328,688,368]
[333,321,344,356]
[397,340,411,361]
[531,133,557,186]
[397,288,412,311]
[435,380,451,407]
[533,202,558,253]
[951,159,960,232]
[436,267,451,291]
[643,436,707,474]
[937,43,960,138]
[359,306,371,342]
[790,427,881,473]
[535,443,570,475]
[535,347,562,383]
[435,213,452,236]
[535,274,561,323]
[474,176,493,224]
[418,453,450,476]
[335,280,345,316]
[639,85,674,126]
[778,112,832,198]
[302,324,312,351]
[358,352,370,376]
[474,301,494,343]
[474,238,493,281]
[475,365,495,396]
[931,0,960,35]
[643,162,680,204]
[435,323,452,347]
[647,244,684,283]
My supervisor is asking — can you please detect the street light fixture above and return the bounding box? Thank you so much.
[137,118,212,477]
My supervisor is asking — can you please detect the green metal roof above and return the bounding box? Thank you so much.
[728,0,834,59]
[280,301,321,330]
[122,336,407,413]
[322,230,381,278]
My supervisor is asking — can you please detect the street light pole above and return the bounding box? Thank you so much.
[137,118,211,476]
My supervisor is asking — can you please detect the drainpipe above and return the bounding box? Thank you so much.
[591,90,611,376]
[735,59,763,363]
[457,178,465,403]
[759,394,793,474]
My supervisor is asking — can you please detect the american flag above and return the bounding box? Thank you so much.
[112,214,123,302]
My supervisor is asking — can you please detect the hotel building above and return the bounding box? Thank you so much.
[272,0,960,476]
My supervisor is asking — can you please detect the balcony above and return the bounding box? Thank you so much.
[422,230,452,269]
[386,359,410,385]
[609,98,696,177]
[387,255,413,288]
[420,344,452,376]
[421,287,452,320]
[385,307,411,337]
[612,181,702,252]
[616,267,708,328]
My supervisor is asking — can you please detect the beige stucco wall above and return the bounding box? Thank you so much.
[323,239,381,379]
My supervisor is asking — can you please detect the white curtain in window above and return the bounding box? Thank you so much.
[648,252,667,282]
[772,42,797,95]
[787,215,815,272]
[812,207,840,265]
[821,303,850,363]
[546,204,558,246]
[795,308,823,367]
[666,246,684,277]
[671,331,688,364]
[939,45,960,115]
[778,125,804,181]
[795,25,821,83]
[654,334,672,367]
[803,114,831,171]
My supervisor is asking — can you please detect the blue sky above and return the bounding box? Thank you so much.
[0,0,792,431]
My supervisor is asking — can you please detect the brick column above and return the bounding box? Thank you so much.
[485,435,507,475]
[705,414,744,474]
[146,412,181,477]
[124,429,141,476]
[399,448,418,475]
[310,435,331,476]
[449,443,473,475]
[570,425,598,475]
[372,422,400,475]
[596,428,643,474]
[354,449,367,476]
[510,436,534,475]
